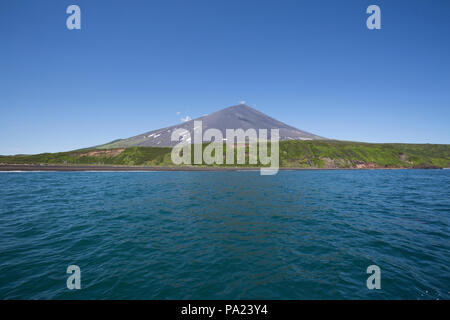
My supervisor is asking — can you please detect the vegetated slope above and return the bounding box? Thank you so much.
[279,140,450,168]
[1,141,449,168]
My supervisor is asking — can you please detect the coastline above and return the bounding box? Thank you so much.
[0,164,440,172]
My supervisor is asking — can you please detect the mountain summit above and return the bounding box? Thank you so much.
[98,104,325,148]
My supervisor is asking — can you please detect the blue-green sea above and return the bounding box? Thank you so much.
[0,170,449,299]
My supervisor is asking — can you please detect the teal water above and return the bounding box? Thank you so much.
[0,170,449,299]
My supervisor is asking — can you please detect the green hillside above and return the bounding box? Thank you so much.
[1,140,449,169]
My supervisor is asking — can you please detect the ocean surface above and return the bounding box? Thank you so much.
[0,170,449,300]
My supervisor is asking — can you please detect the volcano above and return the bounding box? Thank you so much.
[97,104,325,148]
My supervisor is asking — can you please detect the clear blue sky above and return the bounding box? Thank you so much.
[1,0,449,155]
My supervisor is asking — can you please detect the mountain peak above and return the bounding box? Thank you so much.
[223,103,252,111]
[97,104,326,149]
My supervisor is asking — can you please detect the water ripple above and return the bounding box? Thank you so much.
[0,170,449,299]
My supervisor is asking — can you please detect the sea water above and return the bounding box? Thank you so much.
[0,170,448,299]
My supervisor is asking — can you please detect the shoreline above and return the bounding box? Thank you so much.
[0,164,441,172]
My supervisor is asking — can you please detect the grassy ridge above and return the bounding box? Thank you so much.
[1,140,449,168]
[280,140,450,168]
